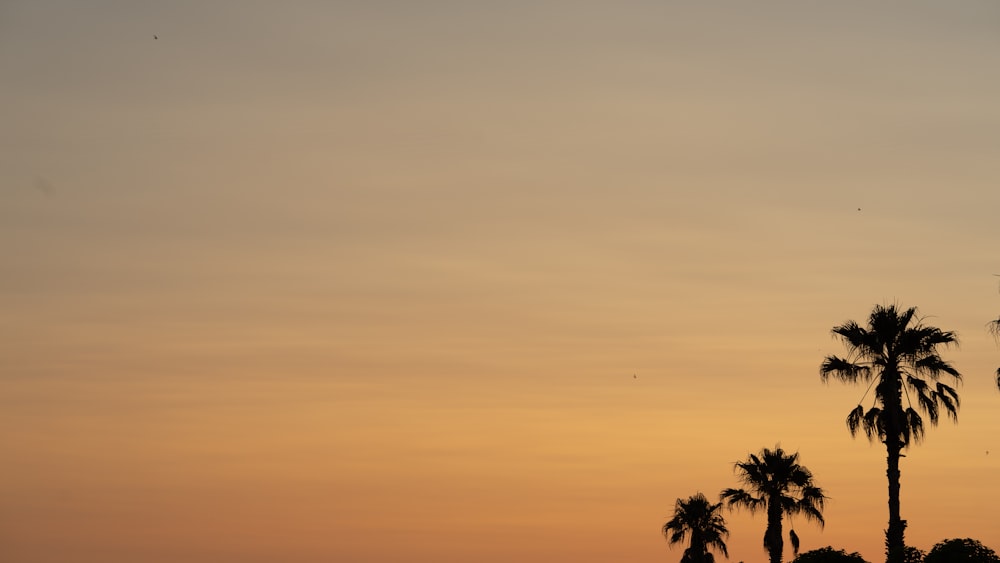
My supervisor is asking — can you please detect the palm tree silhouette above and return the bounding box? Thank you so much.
[662,492,730,563]
[989,316,1000,390]
[991,275,1000,390]
[820,303,961,563]
[720,445,826,563]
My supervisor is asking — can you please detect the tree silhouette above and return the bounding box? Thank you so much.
[992,274,1000,391]
[820,304,961,563]
[902,546,925,563]
[989,316,1000,390]
[792,546,870,563]
[924,538,1000,563]
[720,445,826,563]
[662,492,730,563]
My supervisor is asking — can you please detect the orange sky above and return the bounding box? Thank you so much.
[3,2,1000,562]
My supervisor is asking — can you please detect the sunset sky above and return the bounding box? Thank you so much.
[3,2,1000,562]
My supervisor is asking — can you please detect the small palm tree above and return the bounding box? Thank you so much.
[663,492,730,563]
[721,445,826,563]
[820,304,961,563]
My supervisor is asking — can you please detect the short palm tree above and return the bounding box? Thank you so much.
[820,303,961,563]
[720,445,826,563]
[662,492,730,563]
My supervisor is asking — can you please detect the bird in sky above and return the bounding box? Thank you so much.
[154,35,158,40]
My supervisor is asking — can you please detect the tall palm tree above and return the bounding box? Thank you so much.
[992,273,1000,391]
[720,446,826,563]
[662,492,730,563]
[989,316,1000,390]
[820,303,961,563]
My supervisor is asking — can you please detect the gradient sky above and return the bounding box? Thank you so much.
[3,2,1000,562]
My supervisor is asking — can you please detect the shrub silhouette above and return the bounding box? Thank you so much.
[902,545,925,563]
[924,538,1000,563]
[792,546,869,563]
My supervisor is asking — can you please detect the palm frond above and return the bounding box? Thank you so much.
[663,517,687,545]
[798,500,826,527]
[989,316,1000,339]
[905,376,928,395]
[914,355,961,380]
[799,485,827,510]
[830,319,863,342]
[820,356,870,383]
[908,376,938,424]
[788,466,815,489]
[846,404,865,438]
[918,326,959,348]
[790,529,800,557]
[862,406,883,441]
[720,488,764,514]
[905,407,925,443]
[935,381,960,404]
[707,535,729,559]
[935,382,960,421]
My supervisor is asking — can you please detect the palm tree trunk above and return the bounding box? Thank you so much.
[884,369,906,563]
[884,438,906,563]
[765,501,784,563]
[690,533,706,563]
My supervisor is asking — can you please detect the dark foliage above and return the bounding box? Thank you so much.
[902,546,925,563]
[792,546,870,563]
[924,538,1000,563]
